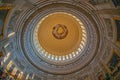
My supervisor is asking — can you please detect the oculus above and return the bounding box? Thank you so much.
[52,24,68,39]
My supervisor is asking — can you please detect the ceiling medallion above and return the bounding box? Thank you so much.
[52,24,68,39]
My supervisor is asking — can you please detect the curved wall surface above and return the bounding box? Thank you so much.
[0,0,120,80]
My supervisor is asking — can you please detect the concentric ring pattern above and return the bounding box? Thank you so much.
[16,1,101,75]
[33,12,87,62]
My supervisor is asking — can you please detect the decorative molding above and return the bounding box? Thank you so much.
[1,0,115,79]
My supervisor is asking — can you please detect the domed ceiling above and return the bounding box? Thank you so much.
[34,12,87,62]
[0,0,120,80]
[22,0,99,75]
